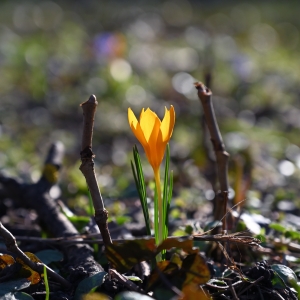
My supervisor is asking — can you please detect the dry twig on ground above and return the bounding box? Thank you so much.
[0,221,71,288]
[0,142,104,281]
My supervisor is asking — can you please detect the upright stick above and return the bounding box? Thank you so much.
[79,95,112,246]
[195,82,230,224]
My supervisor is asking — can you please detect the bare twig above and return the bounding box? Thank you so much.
[4,232,261,248]
[0,142,104,279]
[229,280,239,300]
[201,71,217,193]
[219,294,231,300]
[195,82,230,222]
[217,242,236,268]
[79,95,112,246]
[109,269,142,293]
[0,221,71,289]
[155,265,183,298]
[206,280,243,291]
[237,276,264,296]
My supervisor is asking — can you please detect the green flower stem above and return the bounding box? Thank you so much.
[154,168,163,248]
[43,265,50,300]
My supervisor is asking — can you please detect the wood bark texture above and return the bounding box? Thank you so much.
[79,95,112,246]
[195,82,230,222]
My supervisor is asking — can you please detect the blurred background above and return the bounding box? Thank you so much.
[1,0,300,222]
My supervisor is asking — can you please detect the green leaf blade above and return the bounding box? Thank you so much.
[131,146,151,236]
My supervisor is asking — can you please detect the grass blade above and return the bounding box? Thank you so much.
[165,170,173,238]
[131,146,151,235]
[163,144,171,240]
[43,265,50,300]
[161,144,171,260]
[87,189,94,217]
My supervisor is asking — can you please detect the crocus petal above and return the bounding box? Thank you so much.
[160,106,175,142]
[160,107,170,142]
[128,107,138,129]
[162,106,175,140]
[138,108,162,170]
[168,105,175,138]
[139,107,145,123]
[128,105,175,172]
[140,108,161,142]
[156,106,175,166]
[156,133,169,168]
[128,108,148,151]
[147,116,161,170]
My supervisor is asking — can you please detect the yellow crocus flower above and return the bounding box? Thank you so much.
[128,106,175,173]
[128,106,175,253]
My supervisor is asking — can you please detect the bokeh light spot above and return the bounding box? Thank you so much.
[86,78,107,96]
[172,72,195,95]
[205,190,215,201]
[33,2,63,30]
[49,185,61,199]
[278,160,295,177]
[250,23,278,53]
[112,150,127,166]
[225,132,250,151]
[162,0,192,27]
[110,59,132,82]
[163,47,199,72]
[13,4,36,31]
[126,85,147,105]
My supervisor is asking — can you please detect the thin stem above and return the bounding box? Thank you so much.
[44,265,50,300]
[154,168,163,244]
[154,167,163,262]
[154,181,159,246]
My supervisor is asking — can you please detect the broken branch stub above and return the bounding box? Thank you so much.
[195,82,230,222]
[0,221,71,289]
[79,95,112,246]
